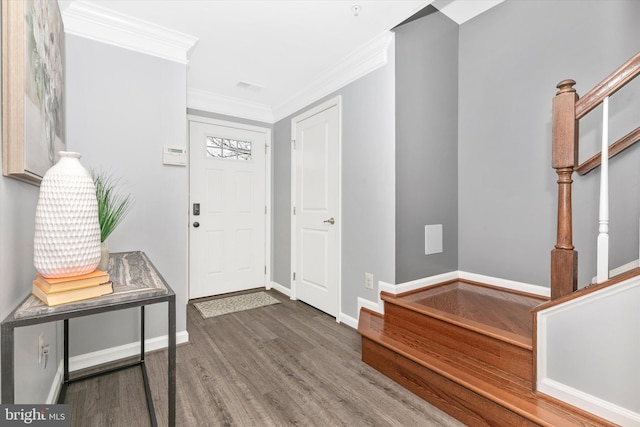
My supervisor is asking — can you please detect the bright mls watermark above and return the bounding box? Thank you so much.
[0,405,69,426]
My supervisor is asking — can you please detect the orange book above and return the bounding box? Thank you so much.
[35,270,109,293]
[32,281,114,306]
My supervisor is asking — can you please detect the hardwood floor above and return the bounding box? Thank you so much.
[63,291,464,426]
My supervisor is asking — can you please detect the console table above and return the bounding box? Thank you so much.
[1,251,176,427]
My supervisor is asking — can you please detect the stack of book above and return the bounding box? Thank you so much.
[32,269,113,306]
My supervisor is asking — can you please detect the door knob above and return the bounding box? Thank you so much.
[193,222,200,228]
[323,217,335,225]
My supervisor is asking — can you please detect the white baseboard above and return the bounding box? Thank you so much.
[360,271,460,317]
[47,361,65,404]
[47,331,189,404]
[392,270,460,295]
[339,296,383,330]
[538,378,640,426]
[353,270,549,323]
[338,312,358,329]
[271,280,357,328]
[458,271,550,297]
[270,281,358,330]
[357,296,380,315]
[69,331,189,372]
[269,281,291,298]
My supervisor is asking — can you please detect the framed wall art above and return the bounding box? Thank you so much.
[2,0,66,185]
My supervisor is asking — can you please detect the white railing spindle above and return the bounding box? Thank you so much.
[596,96,610,283]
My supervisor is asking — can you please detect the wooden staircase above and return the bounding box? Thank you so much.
[358,52,640,426]
[357,279,618,426]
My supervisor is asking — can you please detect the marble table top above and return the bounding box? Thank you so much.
[13,251,170,320]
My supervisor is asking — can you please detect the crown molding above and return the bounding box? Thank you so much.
[62,1,198,64]
[432,0,505,24]
[187,30,392,124]
[272,31,394,122]
[187,89,274,124]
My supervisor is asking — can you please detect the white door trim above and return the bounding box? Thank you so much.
[187,115,272,297]
[290,96,342,320]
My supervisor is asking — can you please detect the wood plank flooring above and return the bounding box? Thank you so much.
[63,291,464,426]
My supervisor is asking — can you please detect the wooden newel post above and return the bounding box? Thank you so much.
[551,79,579,299]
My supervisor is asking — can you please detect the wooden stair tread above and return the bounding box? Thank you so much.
[382,280,547,349]
[359,308,614,427]
[359,308,530,389]
[359,309,529,394]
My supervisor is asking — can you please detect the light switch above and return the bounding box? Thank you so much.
[425,224,443,255]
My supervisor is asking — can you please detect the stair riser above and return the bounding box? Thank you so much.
[362,337,538,427]
[384,303,532,383]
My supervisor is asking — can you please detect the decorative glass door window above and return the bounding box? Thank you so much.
[206,136,252,160]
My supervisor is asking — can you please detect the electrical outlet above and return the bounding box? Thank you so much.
[38,332,44,364]
[364,272,374,290]
[38,332,50,368]
[41,344,50,369]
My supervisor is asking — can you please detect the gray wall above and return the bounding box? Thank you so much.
[0,13,60,402]
[273,42,396,319]
[65,35,188,355]
[0,159,60,403]
[272,117,292,286]
[394,10,459,283]
[458,0,640,287]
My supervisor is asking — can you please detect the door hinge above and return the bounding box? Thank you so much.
[292,139,296,150]
[265,265,267,275]
[293,206,296,215]
[265,205,268,215]
[293,272,296,281]
[265,144,268,154]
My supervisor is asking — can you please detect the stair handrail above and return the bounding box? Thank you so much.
[550,51,640,299]
[575,52,640,175]
[575,52,640,119]
[576,126,640,175]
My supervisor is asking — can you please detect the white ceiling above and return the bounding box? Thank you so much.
[58,0,503,122]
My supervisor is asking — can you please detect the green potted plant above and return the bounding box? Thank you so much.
[92,170,133,271]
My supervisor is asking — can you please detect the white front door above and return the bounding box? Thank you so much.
[189,119,269,299]
[292,97,341,317]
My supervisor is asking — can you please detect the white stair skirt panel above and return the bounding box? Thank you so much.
[537,275,640,426]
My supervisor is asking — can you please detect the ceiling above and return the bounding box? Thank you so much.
[58,0,504,122]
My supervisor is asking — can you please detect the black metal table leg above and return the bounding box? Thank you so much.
[57,319,70,403]
[0,322,15,403]
[141,305,145,360]
[169,296,176,427]
[139,305,158,427]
